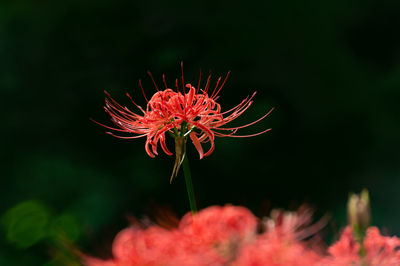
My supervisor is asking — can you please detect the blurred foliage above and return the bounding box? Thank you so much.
[1,200,82,265]
[49,213,81,244]
[1,0,400,265]
[2,201,50,249]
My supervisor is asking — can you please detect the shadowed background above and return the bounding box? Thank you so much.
[1,0,400,265]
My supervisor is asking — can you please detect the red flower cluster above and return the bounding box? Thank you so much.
[84,205,257,266]
[94,64,272,179]
[81,205,399,266]
[83,205,400,266]
[232,208,323,266]
[321,226,400,265]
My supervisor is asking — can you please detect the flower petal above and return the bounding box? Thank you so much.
[160,133,173,156]
[189,132,204,159]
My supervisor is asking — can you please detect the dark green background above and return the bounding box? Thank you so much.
[1,1,400,265]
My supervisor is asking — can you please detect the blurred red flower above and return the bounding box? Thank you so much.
[233,208,324,266]
[83,206,400,266]
[179,205,258,260]
[322,226,400,266]
[84,205,256,266]
[83,205,321,266]
[233,234,321,266]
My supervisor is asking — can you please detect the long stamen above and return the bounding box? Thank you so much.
[139,79,149,103]
[105,101,140,121]
[210,76,222,99]
[204,72,212,94]
[147,71,159,91]
[106,132,148,139]
[105,91,139,116]
[90,118,137,133]
[162,74,168,90]
[175,78,180,93]
[104,97,142,121]
[181,61,187,115]
[197,68,202,94]
[181,61,186,95]
[217,108,274,130]
[126,93,146,114]
[214,128,272,138]
[211,71,231,99]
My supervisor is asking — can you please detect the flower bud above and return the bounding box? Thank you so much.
[347,189,370,242]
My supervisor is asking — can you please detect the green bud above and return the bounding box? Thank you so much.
[348,189,370,231]
[347,188,370,258]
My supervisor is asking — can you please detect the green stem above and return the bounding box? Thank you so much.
[182,156,197,214]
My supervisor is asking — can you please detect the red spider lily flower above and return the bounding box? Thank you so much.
[263,207,328,244]
[321,226,400,266]
[233,208,325,266]
[233,234,322,266]
[84,225,224,266]
[93,63,273,180]
[83,205,257,266]
[179,205,258,260]
[82,206,325,266]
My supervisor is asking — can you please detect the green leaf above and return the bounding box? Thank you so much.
[2,200,50,249]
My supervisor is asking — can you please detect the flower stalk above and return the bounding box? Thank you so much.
[182,155,197,214]
[170,122,197,214]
